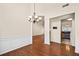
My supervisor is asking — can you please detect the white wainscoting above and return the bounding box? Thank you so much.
[0,36,32,55]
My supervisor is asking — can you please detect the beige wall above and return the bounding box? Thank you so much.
[71,19,75,46]
[0,3,32,38]
[32,17,44,36]
[32,23,44,36]
[0,4,32,54]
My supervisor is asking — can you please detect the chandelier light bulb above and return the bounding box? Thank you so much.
[29,16,32,18]
[35,16,38,18]
[27,17,31,21]
[38,17,42,20]
[36,19,40,22]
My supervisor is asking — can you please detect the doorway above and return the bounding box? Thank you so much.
[32,16,44,45]
[61,18,72,45]
[50,13,75,46]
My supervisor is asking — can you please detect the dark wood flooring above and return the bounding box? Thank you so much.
[1,35,79,56]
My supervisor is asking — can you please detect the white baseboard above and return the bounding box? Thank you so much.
[75,48,79,54]
[0,36,32,55]
[50,41,61,44]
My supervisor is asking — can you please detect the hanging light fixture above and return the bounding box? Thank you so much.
[26,3,42,23]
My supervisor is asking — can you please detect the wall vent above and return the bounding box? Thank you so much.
[62,3,69,8]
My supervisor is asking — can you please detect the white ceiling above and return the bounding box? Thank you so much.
[28,3,79,22]
[30,3,77,18]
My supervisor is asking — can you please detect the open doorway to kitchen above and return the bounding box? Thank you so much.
[61,13,75,46]
[61,18,72,45]
[50,13,75,46]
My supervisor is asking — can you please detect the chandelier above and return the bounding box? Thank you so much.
[26,3,42,23]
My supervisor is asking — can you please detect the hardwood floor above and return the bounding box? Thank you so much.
[1,35,79,56]
[50,42,75,56]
